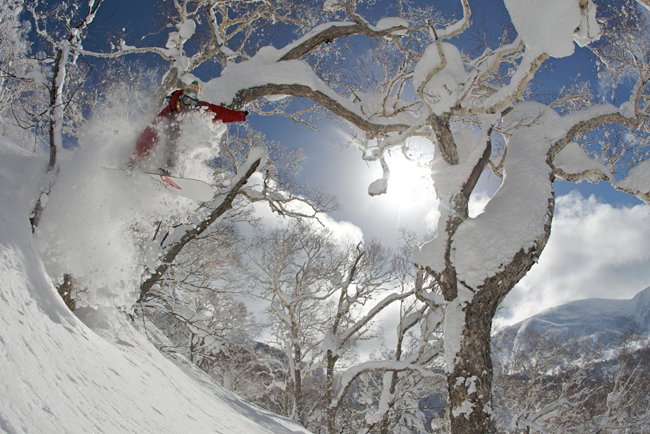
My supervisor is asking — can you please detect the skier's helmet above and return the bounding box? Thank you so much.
[183,81,200,100]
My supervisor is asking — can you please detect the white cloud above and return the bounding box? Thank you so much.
[496,190,650,327]
[468,189,492,218]
[317,212,365,245]
[248,197,364,247]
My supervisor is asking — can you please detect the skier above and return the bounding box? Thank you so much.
[132,81,248,173]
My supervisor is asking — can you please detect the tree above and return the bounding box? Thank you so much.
[25,0,104,231]
[321,238,411,433]
[595,340,650,432]
[493,329,650,433]
[0,0,33,123]
[493,329,595,433]
[243,222,444,432]
[243,220,343,425]
[175,1,649,431]
[142,222,252,359]
[373,234,446,434]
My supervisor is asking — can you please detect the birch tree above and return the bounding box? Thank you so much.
[0,0,33,122]
[243,220,348,425]
[321,239,413,433]
[26,0,104,231]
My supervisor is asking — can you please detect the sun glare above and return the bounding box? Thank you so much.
[382,139,436,209]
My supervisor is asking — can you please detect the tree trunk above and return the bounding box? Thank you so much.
[379,330,404,434]
[30,46,66,233]
[56,273,76,311]
[447,204,553,433]
[325,351,337,434]
[293,343,305,426]
[447,294,499,433]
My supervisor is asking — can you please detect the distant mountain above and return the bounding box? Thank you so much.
[494,286,650,362]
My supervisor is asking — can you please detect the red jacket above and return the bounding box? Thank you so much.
[134,90,248,160]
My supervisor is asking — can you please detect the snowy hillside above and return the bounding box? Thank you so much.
[0,143,309,433]
[495,286,650,355]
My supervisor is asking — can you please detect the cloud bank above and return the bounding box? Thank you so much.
[496,190,650,327]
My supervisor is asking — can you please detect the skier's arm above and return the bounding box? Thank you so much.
[200,102,248,123]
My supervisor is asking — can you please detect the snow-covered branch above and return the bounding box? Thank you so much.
[331,359,444,410]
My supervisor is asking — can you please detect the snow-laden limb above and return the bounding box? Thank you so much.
[414,42,467,116]
[368,157,390,196]
[158,146,267,252]
[374,17,410,34]
[513,395,569,434]
[547,104,650,199]
[549,105,635,161]
[553,142,612,183]
[435,0,471,40]
[475,48,548,113]
[504,0,600,58]
[278,17,410,62]
[452,103,557,289]
[365,372,396,425]
[241,162,338,221]
[412,127,491,273]
[77,2,213,74]
[617,159,650,201]
[331,359,444,409]
[212,54,417,133]
[337,290,414,348]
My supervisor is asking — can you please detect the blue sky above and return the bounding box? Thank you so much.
[69,0,650,323]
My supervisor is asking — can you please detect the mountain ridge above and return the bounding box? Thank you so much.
[494,286,650,357]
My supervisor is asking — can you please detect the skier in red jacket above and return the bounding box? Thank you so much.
[132,81,248,173]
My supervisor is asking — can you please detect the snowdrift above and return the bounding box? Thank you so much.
[0,147,308,433]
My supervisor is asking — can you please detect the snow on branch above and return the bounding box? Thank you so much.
[617,160,650,201]
[435,0,471,40]
[445,103,559,289]
[279,21,408,62]
[553,142,612,183]
[548,106,650,201]
[337,291,414,345]
[331,360,444,410]
[474,49,548,114]
[228,82,413,134]
[504,0,600,58]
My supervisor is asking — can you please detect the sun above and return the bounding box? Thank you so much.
[382,140,436,209]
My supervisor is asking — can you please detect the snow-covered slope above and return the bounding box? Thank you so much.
[495,286,650,353]
[0,148,309,433]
